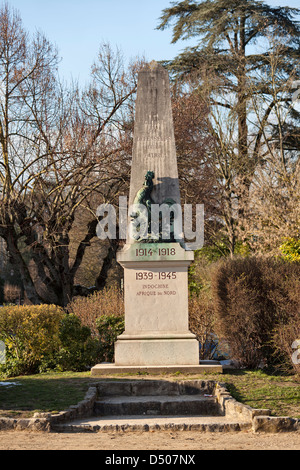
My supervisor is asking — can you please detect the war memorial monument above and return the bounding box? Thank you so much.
[92,61,222,375]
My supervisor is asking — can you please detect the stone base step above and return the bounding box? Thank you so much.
[91,363,223,376]
[96,379,216,397]
[94,395,221,417]
[52,415,252,433]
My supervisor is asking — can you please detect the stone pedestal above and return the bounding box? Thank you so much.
[114,242,199,366]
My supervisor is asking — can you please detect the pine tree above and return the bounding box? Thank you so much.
[158,1,300,253]
[157,0,300,185]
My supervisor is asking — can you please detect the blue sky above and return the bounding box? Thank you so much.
[6,0,300,87]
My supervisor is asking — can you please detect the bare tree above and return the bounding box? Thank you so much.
[0,4,60,303]
[180,31,300,257]
[0,5,139,306]
[241,38,300,253]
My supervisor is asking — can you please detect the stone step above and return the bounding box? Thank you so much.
[96,379,216,397]
[52,415,252,433]
[94,394,221,417]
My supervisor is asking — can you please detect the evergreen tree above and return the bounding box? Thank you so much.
[157,0,300,185]
[158,1,300,253]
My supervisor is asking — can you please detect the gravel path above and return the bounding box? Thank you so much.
[1,430,300,450]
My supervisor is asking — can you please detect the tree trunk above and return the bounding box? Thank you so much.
[5,229,42,305]
[96,239,120,290]
[236,13,250,224]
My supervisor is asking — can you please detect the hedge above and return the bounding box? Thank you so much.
[0,301,125,377]
[211,256,300,370]
[0,305,64,376]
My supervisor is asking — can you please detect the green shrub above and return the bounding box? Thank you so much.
[66,287,125,364]
[56,314,100,371]
[0,304,64,376]
[96,314,125,362]
[0,305,102,377]
[0,290,127,376]
[280,237,300,262]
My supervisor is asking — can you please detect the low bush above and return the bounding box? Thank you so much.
[67,288,125,363]
[67,287,124,336]
[0,289,126,377]
[96,314,125,362]
[55,314,100,372]
[211,256,300,369]
[0,304,64,376]
[189,290,220,360]
[272,317,300,377]
[0,305,102,376]
[280,237,300,262]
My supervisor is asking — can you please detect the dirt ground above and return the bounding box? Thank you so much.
[0,430,300,450]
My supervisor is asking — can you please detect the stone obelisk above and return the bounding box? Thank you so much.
[91,61,222,374]
[115,61,199,369]
[128,61,181,213]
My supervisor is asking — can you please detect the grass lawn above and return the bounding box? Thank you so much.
[0,369,299,419]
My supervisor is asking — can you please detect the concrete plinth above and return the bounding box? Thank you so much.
[115,334,199,367]
[91,363,223,376]
[113,243,201,368]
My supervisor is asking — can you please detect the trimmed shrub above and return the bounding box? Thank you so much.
[56,314,100,372]
[272,315,300,377]
[0,289,126,376]
[67,287,125,363]
[67,287,124,337]
[96,314,125,362]
[0,305,102,376]
[189,290,219,360]
[0,304,64,376]
[280,237,300,262]
[211,256,300,368]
